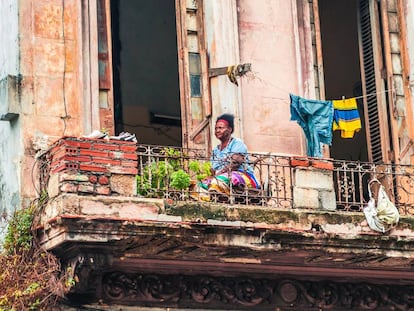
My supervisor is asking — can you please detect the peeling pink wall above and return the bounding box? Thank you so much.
[237,0,305,155]
[19,0,85,201]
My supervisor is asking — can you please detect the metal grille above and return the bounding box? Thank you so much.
[137,145,414,215]
[333,159,414,215]
[136,145,293,208]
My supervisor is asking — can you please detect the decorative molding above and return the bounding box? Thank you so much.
[100,271,414,310]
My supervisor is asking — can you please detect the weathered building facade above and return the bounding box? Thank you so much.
[2,0,414,310]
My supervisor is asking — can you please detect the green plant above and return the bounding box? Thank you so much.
[189,160,212,181]
[0,198,68,310]
[3,206,34,255]
[170,169,191,190]
[136,148,213,197]
[136,148,184,197]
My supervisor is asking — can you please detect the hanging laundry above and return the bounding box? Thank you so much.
[290,94,334,158]
[332,97,362,138]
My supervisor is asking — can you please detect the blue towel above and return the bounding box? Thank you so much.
[290,94,334,157]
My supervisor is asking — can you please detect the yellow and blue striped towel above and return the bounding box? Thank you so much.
[332,98,361,138]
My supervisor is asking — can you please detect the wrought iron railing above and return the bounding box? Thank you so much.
[136,145,414,214]
[136,145,293,208]
[333,160,414,215]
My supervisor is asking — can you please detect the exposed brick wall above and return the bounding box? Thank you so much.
[46,137,137,197]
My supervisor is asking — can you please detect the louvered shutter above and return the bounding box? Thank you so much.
[358,0,392,163]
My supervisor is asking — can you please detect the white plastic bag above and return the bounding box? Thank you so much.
[363,179,399,233]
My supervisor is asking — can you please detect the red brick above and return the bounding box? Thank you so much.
[78,184,95,193]
[312,160,334,171]
[80,149,109,158]
[121,160,138,167]
[50,159,61,169]
[290,158,310,167]
[96,185,111,195]
[51,162,79,173]
[93,143,120,151]
[65,147,79,155]
[50,146,68,159]
[50,145,62,155]
[110,139,137,146]
[119,144,138,152]
[64,155,92,162]
[60,183,78,193]
[93,158,121,166]
[109,166,138,175]
[121,153,138,160]
[64,140,92,149]
[98,175,109,185]
[89,175,98,184]
[79,164,108,173]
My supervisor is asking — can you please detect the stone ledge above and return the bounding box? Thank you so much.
[39,193,164,224]
[38,194,414,239]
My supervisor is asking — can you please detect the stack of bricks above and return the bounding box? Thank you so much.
[46,137,138,197]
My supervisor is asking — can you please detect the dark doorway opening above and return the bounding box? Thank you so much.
[111,0,182,146]
[319,0,371,206]
[318,0,369,163]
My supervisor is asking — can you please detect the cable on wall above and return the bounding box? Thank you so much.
[60,0,70,136]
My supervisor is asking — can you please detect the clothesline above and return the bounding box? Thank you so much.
[265,88,394,102]
[353,88,394,100]
[245,70,394,102]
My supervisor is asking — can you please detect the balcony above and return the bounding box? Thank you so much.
[35,137,414,310]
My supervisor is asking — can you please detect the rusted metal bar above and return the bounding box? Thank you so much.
[208,63,252,80]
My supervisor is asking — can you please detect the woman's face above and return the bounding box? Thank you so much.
[215,120,232,141]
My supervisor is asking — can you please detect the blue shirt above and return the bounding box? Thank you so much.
[290,94,333,157]
[210,137,254,174]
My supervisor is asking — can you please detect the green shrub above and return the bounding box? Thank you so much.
[3,207,34,255]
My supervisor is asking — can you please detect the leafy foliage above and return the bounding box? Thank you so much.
[3,207,34,255]
[136,148,211,197]
[189,160,211,181]
[170,169,191,190]
[0,199,70,310]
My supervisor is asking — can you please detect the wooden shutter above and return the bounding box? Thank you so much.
[357,0,392,163]
[97,0,111,90]
[176,0,211,151]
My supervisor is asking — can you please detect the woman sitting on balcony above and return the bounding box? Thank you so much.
[191,113,260,201]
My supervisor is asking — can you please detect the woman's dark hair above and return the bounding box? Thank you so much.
[216,113,235,133]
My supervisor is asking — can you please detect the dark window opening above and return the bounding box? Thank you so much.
[110,0,182,146]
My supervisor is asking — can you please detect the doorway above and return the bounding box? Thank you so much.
[110,0,182,146]
[318,0,369,163]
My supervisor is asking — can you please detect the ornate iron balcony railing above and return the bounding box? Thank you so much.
[137,145,414,215]
[136,145,293,207]
[333,160,414,215]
